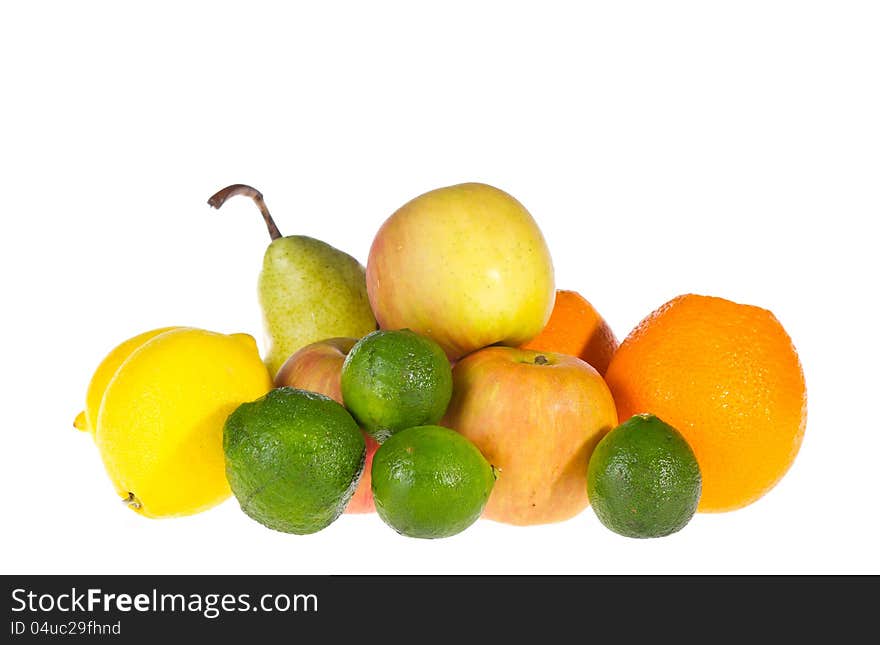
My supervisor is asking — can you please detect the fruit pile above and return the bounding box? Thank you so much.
[76,182,807,539]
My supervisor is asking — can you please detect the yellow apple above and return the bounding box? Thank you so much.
[366,182,555,360]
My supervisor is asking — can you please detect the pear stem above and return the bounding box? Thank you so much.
[207,184,283,241]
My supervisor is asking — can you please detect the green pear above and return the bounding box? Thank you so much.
[209,184,377,376]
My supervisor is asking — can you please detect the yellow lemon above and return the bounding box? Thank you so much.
[94,328,272,518]
[74,327,180,435]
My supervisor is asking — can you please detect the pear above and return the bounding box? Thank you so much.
[209,184,377,376]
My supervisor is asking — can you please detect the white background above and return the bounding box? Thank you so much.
[2,2,878,575]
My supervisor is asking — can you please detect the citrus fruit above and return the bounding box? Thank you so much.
[371,425,495,539]
[274,337,379,514]
[224,387,366,534]
[341,329,453,442]
[588,414,701,538]
[94,328,272,518]
[604,294,807,512]
[74,326,180,434]
[520,290,618,375]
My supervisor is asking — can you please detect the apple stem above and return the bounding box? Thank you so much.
[534,355,549,365]
[122,492,142,510]
[207,184,283,241]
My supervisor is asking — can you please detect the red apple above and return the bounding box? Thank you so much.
[275,338,377,514]
[442,346,618,525]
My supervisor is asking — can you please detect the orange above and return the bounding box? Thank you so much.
[520,290,618,375]
[604,294,807,513]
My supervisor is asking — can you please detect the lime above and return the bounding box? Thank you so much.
[371,425,495,539]
[341,329,453,442]
[587,414,701,538]
[223,387,365,534]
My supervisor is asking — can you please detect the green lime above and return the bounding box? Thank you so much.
[223,387,365,534]
[341,329,453,442]
[371,425,495,539]
[587,414,701,539]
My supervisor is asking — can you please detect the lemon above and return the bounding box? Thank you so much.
[93,328,272,518]
[74,327,180,435]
